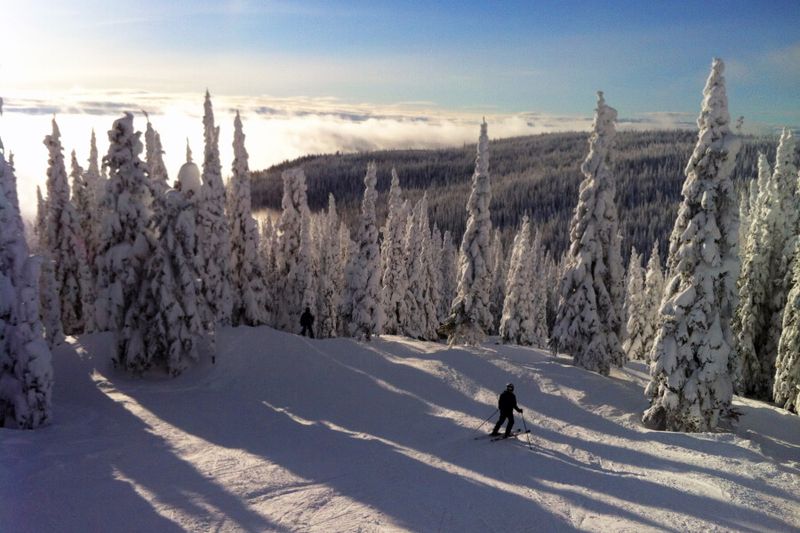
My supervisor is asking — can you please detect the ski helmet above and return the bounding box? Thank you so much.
[506,383,514,391]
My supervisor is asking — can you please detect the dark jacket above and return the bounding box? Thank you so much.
[498,390,521,414]
[300,309,314,327]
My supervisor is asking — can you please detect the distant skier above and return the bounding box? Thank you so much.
[491,383,523,437]
[300,306,315,338]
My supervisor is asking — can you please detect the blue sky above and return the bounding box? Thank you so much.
[3,0,799,123]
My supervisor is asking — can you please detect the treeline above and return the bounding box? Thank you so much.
[252,130,780,262]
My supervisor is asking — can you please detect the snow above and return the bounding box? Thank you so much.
[2,328,798,532]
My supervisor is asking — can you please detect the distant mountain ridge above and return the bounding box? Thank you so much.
[252,130,782,261]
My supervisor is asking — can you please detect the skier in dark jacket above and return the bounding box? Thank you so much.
[300,307,315,338]
[491,383,523,437]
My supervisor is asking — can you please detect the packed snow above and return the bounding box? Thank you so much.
[2,327,798,532]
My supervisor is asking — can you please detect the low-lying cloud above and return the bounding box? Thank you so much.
[0,90,719,221]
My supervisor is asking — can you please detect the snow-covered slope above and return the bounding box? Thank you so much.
[3,328,798,532]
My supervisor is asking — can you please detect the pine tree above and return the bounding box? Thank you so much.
[33,187,63,346]
[228,111,267,326]
[643,59,741,432]
[403,194,438,340]
[43,119,93,335]
[500,217,540,345]
[95,113,156,371]
[528,228,550,346]
[342,163,383,340]
[259,216,277,326]
[138,186,203,375]
[380,169,409,334]
[440,230,458,323]
[143,114,169,198]
[733,130,797,398]
[551,92,624,375]
[622,249,646,361]
[642,241,664,359]
[774,236,800,413]
[317,195,343,338]
[276,168,314,332]
[69,151,96,332]
[442,121,494,345]
[430,224,444,325]
[489,229,507,334]
[197,91,233,328]
[83,130,104,266]
[0,133,54,428]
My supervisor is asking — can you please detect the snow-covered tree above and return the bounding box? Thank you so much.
[0,133,54,428]
[440,230,458,323]
[643,59,741,432]
[734,130,797,398]
[94,113,156,371]
[138,185,203,375]
[642,241,664,359]
[143,114,169,198]
[442,121,494,345]
[403,194,438,340]
[622,249,645,361]
[430,224,444,325]
[259,216,277,326]
[380,169,409,334]
[317,195,343,338]
[228,111,267,326]
[43,120,93,335]
[342,162,383,339]
[551,92,624,375]
[489,229,508,333]
[197,91,233,328]
[528,226,550,346]
[69,151,96,332]
[33,188,63,346]
[275,168,314,333]
[775,241,800,413]
[500,217,542,346]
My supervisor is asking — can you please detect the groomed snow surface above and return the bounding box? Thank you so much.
[3,328,798,532]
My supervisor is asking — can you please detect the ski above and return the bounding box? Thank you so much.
[490,429,530,442]
[474,429,527,440]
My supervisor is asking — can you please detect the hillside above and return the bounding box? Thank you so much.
[3,328,798,532]
[252,130,781,259]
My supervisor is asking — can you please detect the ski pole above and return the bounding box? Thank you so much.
[520,411,533,450]
[475,408,498,433]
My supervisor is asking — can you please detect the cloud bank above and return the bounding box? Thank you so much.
[0,90,724,220]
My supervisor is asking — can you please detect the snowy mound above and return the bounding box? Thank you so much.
[2,328,798,532]
[177,161,201,196]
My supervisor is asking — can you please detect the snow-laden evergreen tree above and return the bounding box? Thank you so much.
[489,229,507,334]
[69,151,96,332]
[500,217,541,345]
[276,168,315,333]
[317,195,343,338]
[197,91,233,328]
[430,224,444,325]
[775,241,800,413]
[380,169,409,334]
[440,230,458,323]
[643,59,741,432]
[138,185,203,376]
[338,222,356,336]
[342,163,383,340]
[94,113,156,371]
[734,130,797,398]
[259,216,277,326]
[0,133,54,429]
[33,188,63,346]
[642,241,664,359]
[143,114,169,198]
[82,130,104,266]
[43,120,93,335]
[524,226,550,345]
[550,92,624,375]
[403,194,438,340]
[442,121,494,345]
[622,249,646,361]
[228,111,267,326]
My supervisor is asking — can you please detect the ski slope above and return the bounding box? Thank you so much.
[3,327,799,532]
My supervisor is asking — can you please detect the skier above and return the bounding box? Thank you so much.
[300,306,315,338]
[491,383,523,437]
